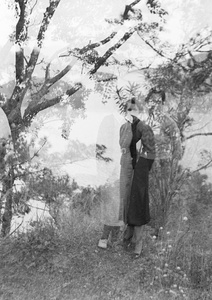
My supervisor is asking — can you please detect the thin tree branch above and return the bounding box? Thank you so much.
[47,60,77,86]
[186,132,212,140]
[122,0,141,21]
[193,159,212,173]
[61,32,118,58]
[137,31,169,59]
[10,139,47,170]
[23,55,29,65]
[7,217,24,237]
[29,139,47,161]
[29,0,38,15]
[89,27,137,75]
[29,58,78,104]
[126,0,141,9]
[96,76,117,82]
[23,83,82,123]
[45,63,51,81]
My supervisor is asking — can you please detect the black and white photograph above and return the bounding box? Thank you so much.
[0,0,212,299]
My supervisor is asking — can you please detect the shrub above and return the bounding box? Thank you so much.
[149,170,212,297]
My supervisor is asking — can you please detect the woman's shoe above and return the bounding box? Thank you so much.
[123,240,135,253]
[123,225,134,240]
[98,239,108,249]
[123,238,132,250]
[131,252,143,259]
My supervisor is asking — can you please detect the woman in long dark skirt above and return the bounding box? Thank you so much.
[119,110,140,225]
[125,105,156,258]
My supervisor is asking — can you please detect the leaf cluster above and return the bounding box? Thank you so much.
[113,82,144,114]
[146,0,168,18]
[96,144,112,162]
[145,31,212,97]
[28,167,77,204]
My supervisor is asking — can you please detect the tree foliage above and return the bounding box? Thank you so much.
[1,0,212,236]
[0,0,172,235]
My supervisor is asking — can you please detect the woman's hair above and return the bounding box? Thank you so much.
[145,88,166,104]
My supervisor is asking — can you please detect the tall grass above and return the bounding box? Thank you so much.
[1,173,212,299]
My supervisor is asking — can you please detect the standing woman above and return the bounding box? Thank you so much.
[97,107,124,249]
[119,98,140,226]
[126,101,156,258]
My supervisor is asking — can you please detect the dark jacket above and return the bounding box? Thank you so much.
[130,116,156,168]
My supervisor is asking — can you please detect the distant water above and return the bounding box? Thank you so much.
[10,199,52,234]
[61,158,120,187]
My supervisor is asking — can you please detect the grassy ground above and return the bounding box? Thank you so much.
[0,211,211,300]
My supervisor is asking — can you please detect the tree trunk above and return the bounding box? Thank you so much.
[0,131,20,236]
[0,140,7,231]
[1,173,14,237]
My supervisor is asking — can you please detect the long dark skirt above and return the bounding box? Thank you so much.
[119,158,133,224]
[127,157,154,226]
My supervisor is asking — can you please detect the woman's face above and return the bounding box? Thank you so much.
[126,102,139,117]
[146,94,163,115]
